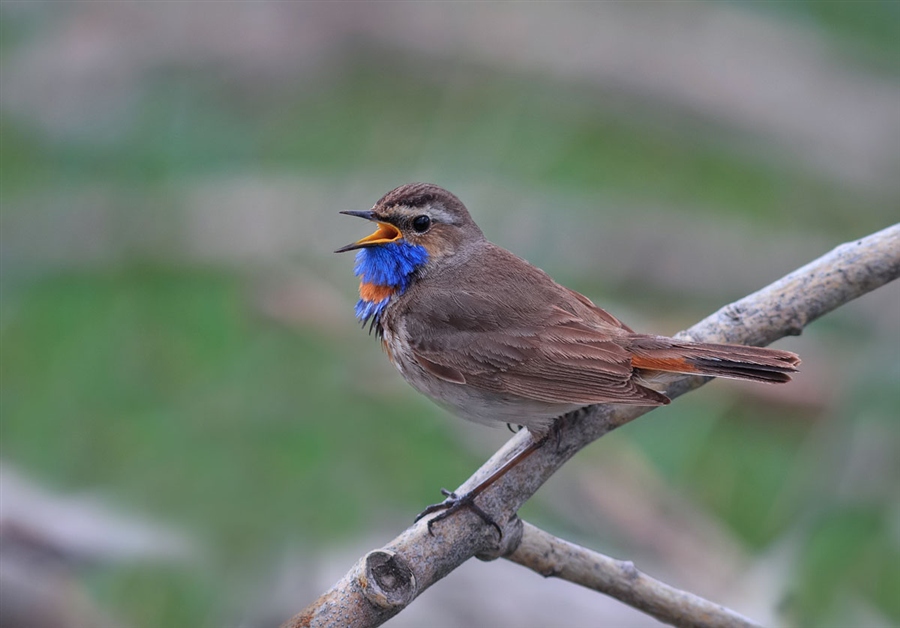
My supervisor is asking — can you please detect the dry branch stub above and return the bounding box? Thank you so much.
[359,550,416,609]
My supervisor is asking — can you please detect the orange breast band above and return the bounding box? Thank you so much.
[359,282,394,303]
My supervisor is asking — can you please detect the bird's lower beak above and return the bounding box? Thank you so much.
[335,211,402,253]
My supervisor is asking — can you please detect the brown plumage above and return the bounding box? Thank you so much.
[337,183,800,439]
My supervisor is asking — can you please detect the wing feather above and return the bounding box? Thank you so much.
[400,285,666,407]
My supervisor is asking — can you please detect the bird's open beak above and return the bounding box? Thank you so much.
[335,210,402,253]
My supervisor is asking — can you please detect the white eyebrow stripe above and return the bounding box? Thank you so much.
[424,205,454,223]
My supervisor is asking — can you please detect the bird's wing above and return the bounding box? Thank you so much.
[401,288,667,406]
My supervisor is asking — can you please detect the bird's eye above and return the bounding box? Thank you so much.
[412,215,431,233]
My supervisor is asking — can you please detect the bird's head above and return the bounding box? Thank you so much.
[336,183,484,329]
[335,183,483,259]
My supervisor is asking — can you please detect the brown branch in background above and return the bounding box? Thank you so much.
[283,224,900,628]
[508,521,762,628]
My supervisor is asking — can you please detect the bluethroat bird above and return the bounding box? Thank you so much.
[336,183,800,534]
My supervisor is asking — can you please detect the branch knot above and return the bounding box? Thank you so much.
[359,550,416,610]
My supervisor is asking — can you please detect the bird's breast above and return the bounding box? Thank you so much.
[358,281,395,303]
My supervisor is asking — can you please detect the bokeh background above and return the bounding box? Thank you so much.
[1,3,898,627]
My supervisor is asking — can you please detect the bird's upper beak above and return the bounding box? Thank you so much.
[335,210,403,253]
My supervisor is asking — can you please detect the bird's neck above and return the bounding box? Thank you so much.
[354,241,429,332]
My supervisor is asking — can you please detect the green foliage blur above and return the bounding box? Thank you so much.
[1,3,897,626]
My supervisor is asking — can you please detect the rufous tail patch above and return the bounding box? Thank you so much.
[631,355,699,373]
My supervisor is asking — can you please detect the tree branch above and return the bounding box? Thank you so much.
[508,521,761,628]
[283,224,900,628]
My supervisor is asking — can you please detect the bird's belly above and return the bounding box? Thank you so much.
[384,329,580,433]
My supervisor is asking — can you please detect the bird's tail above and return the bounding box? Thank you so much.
[629,336,800,384]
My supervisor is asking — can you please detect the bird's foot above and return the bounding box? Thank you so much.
[414,488,502,538]
[551,420,562,451]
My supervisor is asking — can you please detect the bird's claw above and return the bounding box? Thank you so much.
[415,489,503,539]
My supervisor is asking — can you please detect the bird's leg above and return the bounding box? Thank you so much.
[415,430,549,538]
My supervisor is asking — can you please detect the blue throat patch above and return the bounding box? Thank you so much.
[354,241,429,329]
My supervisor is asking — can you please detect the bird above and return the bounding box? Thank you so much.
[336,182,800,534]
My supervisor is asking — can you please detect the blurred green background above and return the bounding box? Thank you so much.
[1,3,898,627]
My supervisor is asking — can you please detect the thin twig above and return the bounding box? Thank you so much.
[508,521,762,628]
[283,224,900,628]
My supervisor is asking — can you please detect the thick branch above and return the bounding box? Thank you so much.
[508,521,761,628]
[284,224,899,628]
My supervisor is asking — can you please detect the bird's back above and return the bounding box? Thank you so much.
[387,241,630,335]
